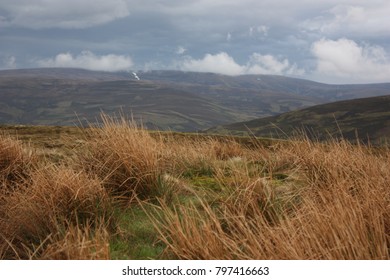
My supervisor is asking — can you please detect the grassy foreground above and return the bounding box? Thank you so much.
[0,116,389,259]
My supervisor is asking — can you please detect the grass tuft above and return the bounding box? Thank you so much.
[0,134,35,192]
[79,114,162,200]
[0,165,109,259]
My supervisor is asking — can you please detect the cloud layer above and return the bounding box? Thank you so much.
[1,0,389,83]
[1,55,16,69]
[302,3,390,37]
[37,51,133,71]
[0,0,130,28]
[311,38,390,83]
[178,52,304,76]
[179,53,243,76]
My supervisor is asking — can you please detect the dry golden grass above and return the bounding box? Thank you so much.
[0,165,109,259]
[39,222,110,260]
[149,138,390,260]
[0,118,388,260]
[79,114,162,199]
[0,134,35,192]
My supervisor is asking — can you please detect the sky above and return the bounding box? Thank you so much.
[1,0,390,84]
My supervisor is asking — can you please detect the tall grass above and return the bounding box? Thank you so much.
[149,138,390,259]
[78,114,244,199]
[0,165,110,259]
[0,117,388,259]
[79,114,162,199]
[39,222,110,260]
[0,135,35,192]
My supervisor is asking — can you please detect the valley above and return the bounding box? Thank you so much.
[1,68,390,133]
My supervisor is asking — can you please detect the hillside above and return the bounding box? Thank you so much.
[138,70,390,101]
[0,69,249,131]
[206,95,390,144]
[1,68,390,131]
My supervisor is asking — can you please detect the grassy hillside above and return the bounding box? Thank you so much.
[1,68,390,131]
[0,68,319,131]
[139,70,390,101]
[0,76,250,131]
[0,119,389,260]
[207,95,390,144]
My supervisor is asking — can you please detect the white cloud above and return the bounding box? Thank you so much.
[226,32,232,41]
[179,52,243,75]
[311,38,390,83]
[2,56,17,69]
[176,46,187,55]
[0,0,130,29]
[249,25,269,37]
[178,52,304,76]
[37,51,133,71]
[302,3,390,37]
[246,53,304,75]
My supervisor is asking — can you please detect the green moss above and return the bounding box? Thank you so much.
[181,163,214,178]
[110,206,164,260]
[190,176,221,192]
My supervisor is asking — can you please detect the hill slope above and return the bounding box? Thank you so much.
[0,76,246,131]
[206,95,390,144]
[138,70,390,101]
[1,68,390,131]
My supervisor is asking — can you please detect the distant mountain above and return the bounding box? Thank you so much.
[0,68,130,81]
[1,68,390,131]
[206,95,390,144]
[0,72,237,131]
[138,70,390,101]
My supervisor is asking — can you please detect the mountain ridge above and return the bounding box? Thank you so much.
[206,95,390,144]
[1,68,390,132]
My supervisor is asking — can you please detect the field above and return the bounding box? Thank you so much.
[0,116,389,259]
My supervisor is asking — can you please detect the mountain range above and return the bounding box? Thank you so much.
[1,68,390,134]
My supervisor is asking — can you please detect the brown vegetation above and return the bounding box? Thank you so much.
[0,117,388,259]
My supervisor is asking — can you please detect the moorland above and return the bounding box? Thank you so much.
[0,69,389,259]
[0,115,388,259]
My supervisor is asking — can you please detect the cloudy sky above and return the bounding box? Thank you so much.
[1,0,390,83]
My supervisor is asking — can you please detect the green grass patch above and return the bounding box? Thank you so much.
[110,205,165,260]
[190,176,221,192]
